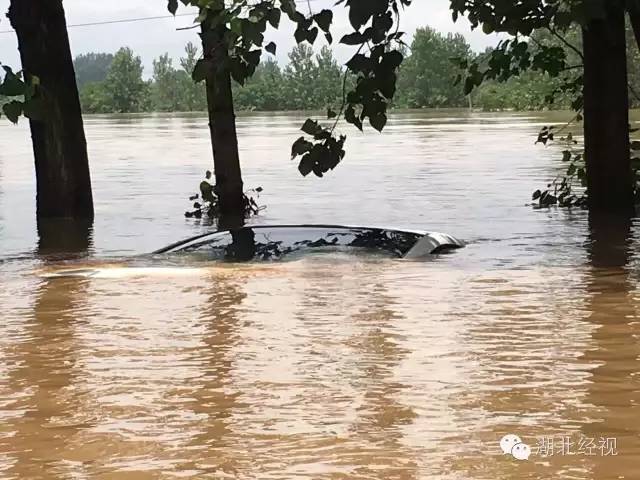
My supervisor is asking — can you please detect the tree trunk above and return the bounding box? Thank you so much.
[8,0,94,220]
[582,3,633,213]
[200,16,245,228]
[37,218,93,258]
[629,9,640,51]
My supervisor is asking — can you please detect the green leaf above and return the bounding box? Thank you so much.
[265,42,277,55]
[0,68,26,97]
[167,0,178,15]
[314,10,333,32]
[3,100,23,123]
[280,0,298,20]
[464,76,476,95]
[327,108,337,119]
[381,50,404,70]
[298,153,315,176]
[192,59,212,83]
[230,17,243,35]
[307,26,319,44]
[340,32,365,45]
[291,136,313,158]
[369,112,387,132]
[268,8,281,28]
[346,54,372,73]
[345,105,363,131]
[301,119,322,136]
[229,57,250,85]
[372,12,393,42]
[244,49,262,67]
[348,1,374,30]
[241,19,265,46]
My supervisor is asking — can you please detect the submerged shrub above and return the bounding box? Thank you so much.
[185,170,265,220]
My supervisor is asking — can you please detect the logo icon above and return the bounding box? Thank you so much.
[500,434,531,461]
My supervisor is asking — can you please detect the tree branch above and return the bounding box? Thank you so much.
[548,27,584,61]
[560,64,584,72]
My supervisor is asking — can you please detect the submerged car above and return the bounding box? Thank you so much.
[155,224,464,261]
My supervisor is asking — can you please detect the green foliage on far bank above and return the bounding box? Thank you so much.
[74,42,345,114]
[395,27,472,108]
[71,24,640,115]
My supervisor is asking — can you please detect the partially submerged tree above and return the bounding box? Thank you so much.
[582,2,631,211]
[199,7,245,226]
[168,0,411,221]
[451,0,638,213]
[7,0,94,220]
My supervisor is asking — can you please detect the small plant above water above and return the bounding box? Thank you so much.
[532,127,588,208]
[185,171,265,220]
[532,123,640,209]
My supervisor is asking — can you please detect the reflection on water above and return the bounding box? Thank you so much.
[581,214,640,479]
[2,112,640,479]
[0,276,91,479]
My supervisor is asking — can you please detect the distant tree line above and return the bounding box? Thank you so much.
[70,23,640,115]
[74,42,345,114]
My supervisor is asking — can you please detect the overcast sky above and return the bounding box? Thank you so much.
[0,0,501,76]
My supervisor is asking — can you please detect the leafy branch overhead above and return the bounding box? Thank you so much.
[451,0,640,209]
[167,0,412,177]
[291,120,345,177]
[449,0,607,208]
[450,0,590,108]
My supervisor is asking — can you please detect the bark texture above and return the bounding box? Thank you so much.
[8,0,94,220]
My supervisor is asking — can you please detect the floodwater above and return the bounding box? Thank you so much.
[1,111,640,479]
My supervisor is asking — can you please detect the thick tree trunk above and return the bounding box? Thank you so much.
[200,16,245,228]
[37,218,93,258]
[582,4,633,213]
[587,212,632,268]
[8,0,94,220]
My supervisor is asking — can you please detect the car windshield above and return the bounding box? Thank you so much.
[159,226,426,261]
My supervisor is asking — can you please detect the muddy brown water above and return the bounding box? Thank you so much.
[1,111,640,479]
